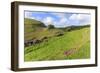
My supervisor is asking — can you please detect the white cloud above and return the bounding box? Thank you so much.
[25,11,36,19]
[69,14,90,20]
[60,17,68,23]
[69,14,91,25]
[50,13,69,27]
[69,14,77,20]
[43,16,69,28]
[25,12,43,21]
[54,17,69,28]
[25,12,32,18]
[51,13,66,18]
[43,17,54,26]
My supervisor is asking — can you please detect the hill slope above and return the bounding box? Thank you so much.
[24,18,46,40]
[24,27,90,61]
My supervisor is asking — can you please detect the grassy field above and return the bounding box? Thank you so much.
[24,18,90,61]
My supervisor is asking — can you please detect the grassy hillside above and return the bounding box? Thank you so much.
[24,18,46,41]
[24,18,90,61]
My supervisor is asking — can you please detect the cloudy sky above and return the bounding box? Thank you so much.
[25,11,91,28]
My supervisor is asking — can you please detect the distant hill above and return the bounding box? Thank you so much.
[24,18,46,27]
[24,18,46,33]
[65,25,90,31]
[24,18,46,40]
[24,18,90,41]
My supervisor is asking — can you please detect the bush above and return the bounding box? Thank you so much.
[47,25,55,29]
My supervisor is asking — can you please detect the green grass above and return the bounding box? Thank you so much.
[24,27,90,61]
[24,18,46,40]
[65,41,90,59]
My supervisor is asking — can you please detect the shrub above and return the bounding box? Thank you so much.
[47,25,55,29]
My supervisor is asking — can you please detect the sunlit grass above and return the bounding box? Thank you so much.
[24,27,90,61]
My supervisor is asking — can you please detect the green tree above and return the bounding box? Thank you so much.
[47,24,55,29]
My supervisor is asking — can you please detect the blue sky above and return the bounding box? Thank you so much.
[24,11,91,28]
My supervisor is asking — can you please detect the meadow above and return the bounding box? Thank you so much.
[24,18,90,61]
